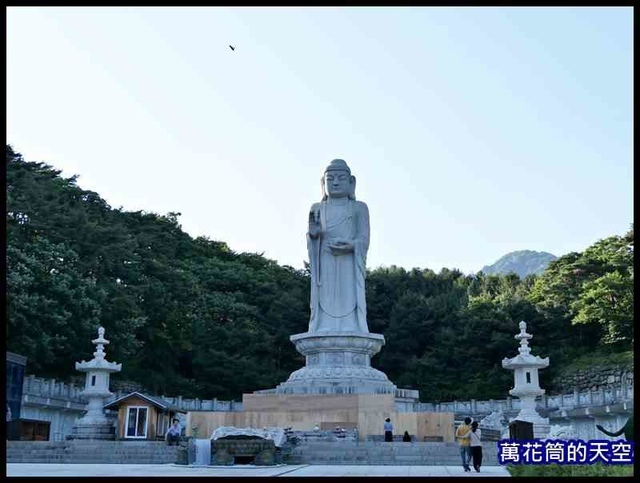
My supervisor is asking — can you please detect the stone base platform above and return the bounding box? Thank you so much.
[274,331,397,395]
[186,393,455,443]
[67,422,116,440]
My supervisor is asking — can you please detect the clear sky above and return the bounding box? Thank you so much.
[6,7,633,274]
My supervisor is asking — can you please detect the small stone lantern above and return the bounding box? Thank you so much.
[69,326,122,439]
[502,321,550,438]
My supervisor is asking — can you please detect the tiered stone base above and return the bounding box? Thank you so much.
[511,396,551,439]
[274,331,396,395]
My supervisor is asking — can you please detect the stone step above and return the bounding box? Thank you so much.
[6,451,176,454]
[286,441,499,466]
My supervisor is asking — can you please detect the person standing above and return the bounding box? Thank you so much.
[469,421,483,472]
[384,418,394,442]
[455,417,473,472]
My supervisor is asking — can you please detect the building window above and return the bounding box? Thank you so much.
[125,406,148,438]
[526,372,531,384]
[91,375,96,386]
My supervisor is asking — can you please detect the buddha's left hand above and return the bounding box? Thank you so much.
[329,240,354,254]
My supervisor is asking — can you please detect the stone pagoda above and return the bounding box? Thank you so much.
[502,320,550,438]
[68,326,122,440]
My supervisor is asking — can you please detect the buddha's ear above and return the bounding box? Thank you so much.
[321,176,327,201]
[349,175,356,200]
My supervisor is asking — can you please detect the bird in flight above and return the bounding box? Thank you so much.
[229,45,235,51]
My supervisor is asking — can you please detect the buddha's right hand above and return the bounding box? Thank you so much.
[308,211,320,238]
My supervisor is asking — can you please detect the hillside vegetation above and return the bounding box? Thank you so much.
[6,145,634,401]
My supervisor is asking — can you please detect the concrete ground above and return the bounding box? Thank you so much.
[6,463,511,477]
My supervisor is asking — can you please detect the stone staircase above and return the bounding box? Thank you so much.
[285,441,499,466]
[6,441,180,464]
[7,440,499,467]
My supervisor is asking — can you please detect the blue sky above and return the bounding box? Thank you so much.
[6,7,633,274]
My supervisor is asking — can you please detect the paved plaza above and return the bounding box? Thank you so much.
[7,463,511,477]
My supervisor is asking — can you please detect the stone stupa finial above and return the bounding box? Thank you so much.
[515,321,533,355]
[91,326,110,360]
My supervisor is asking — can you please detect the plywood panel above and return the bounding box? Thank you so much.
[396,413,420,439]
[242,394,361,412]
[187,404,455,442]
[357,394,395,412]
[415,412,455,442]
[357,409,390,440]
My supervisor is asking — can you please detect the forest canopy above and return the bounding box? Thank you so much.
[6,145,633,401]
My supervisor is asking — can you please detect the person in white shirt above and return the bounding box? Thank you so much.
[383,418,394,442]
[469,421,483,472]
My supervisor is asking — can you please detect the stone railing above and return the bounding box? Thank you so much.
[395,388,420,400]
[253,388,278,395]
[253,387,420,401]
[22,375,242,412]
[23,375,87,403]
[412,380,633,415]
[159,396,243,412]
[22,374,632,418]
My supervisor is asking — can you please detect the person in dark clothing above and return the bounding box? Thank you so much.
[384,418,393,442]
[166,418,181,446]
[402,431,411,442]
[469,421,483,472]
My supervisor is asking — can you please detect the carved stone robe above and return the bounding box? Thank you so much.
[307,198,370,333]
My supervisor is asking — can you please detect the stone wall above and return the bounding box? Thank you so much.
[6,441,179,464]
[551,364,633,393]
[110,379,147,394]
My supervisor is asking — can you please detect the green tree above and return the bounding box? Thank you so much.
[7,237,101,375]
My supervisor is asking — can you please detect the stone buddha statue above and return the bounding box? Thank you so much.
[307,159,370,333]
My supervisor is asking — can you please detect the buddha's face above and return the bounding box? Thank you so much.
[324,170,351,198]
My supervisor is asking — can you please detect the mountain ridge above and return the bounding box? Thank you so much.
[480,250,558,278]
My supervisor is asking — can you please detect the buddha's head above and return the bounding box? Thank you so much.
[321,159,356,200]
